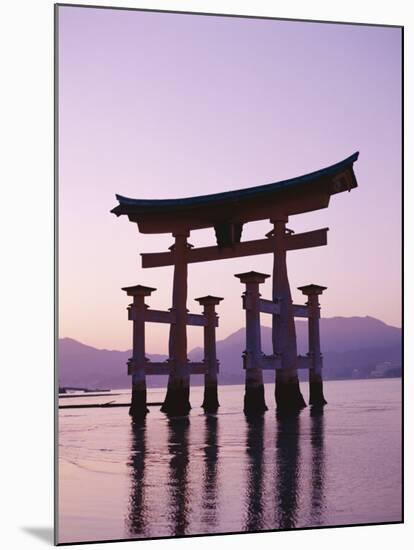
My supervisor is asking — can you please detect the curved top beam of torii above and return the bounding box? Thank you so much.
[110,152,359,238]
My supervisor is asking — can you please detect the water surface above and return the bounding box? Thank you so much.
[58,379,402,544]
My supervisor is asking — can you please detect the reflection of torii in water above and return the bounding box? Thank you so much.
[112,152,359,418]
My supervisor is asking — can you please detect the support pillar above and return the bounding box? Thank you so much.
[161,232,191,416]
[270,218,306,412]
[195,295,223,413]
[298,284,327,407]
[235,271,269,416]
[122,284,155,421]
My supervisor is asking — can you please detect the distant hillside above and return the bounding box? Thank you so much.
[58,316,402,389]
[58,338,168,390]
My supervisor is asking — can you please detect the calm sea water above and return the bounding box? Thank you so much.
[58,379,402,544]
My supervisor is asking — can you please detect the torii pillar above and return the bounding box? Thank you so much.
[122,284,155,421]
[161,231,192,416]
[235,271,269,416]
[195,295,223,413]
[298,284,327,407]
[271,217,306,412]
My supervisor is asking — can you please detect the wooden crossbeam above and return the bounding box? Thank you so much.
[260,354,282,370]
[145,361,206,375]
[128,361,206,375]
[144,362,170,375]
[187,362,207,374]
[141,227,328,268]
[292,304,309,318]
[258,298,280,315]
[244,353,311,370]
[144,309,174,324]
[258,300,308,317]
[297,355,312,369]
[187,313,218,327]
[243,353,281,370]
[139,309,217,327]
[246,298,306,317]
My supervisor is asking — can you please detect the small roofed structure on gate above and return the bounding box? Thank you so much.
[112,152,359,417]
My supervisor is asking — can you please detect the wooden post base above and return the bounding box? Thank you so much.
[202,381,220,413]
[161,380,191,416]
[129,380,149,421]
[275,369,306,412]
[244,379,268,416]
[309,372,327,407]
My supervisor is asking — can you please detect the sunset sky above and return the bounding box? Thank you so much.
[58,6,402,353]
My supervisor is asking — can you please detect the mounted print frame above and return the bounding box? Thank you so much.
[55,3,403,546]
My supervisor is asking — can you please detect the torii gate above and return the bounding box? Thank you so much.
[112,152,359,418]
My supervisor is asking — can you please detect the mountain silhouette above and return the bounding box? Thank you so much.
[58,316,401,390]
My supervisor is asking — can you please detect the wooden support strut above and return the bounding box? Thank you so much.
[298,284,328,407]
[195,295,223,413]
[235,271,269,416]
[122,284,156,420]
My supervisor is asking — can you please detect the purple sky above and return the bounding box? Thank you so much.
[58,6,401,353]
